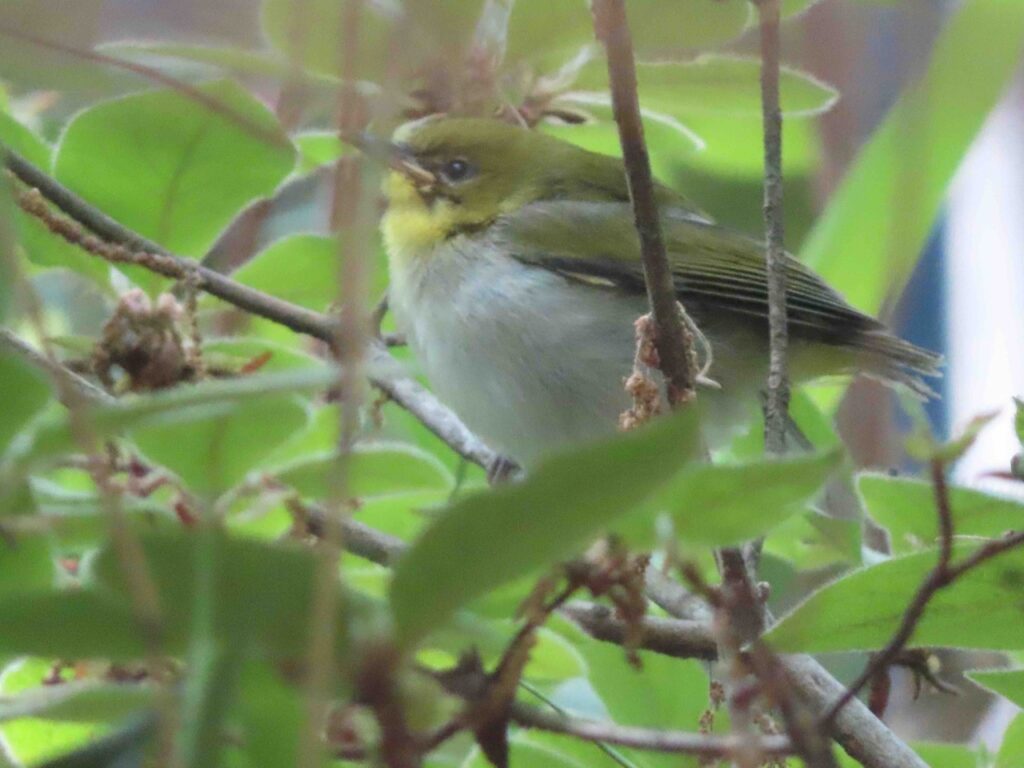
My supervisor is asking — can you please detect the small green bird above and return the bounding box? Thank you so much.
[375,116,940,467]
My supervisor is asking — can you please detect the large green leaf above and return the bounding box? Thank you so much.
[54,81,294,263]
[572,56,837,118]
[998,714,1024,768]
[129,391,309,498]
[626,450,840,547]
[389,406,703,644]
[968,668,1024,709]
[232,234,339,312]
[766,543,1024,653]
[0,347,51,456]
[861,475,1024,555]
[274,443,453,500]
[802,0,1024,314]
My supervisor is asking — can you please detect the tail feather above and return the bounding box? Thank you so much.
[854,330,943,399]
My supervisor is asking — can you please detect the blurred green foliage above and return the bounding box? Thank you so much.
[0,0,1021,766]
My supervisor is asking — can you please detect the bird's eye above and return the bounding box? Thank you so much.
[440,158,474,183]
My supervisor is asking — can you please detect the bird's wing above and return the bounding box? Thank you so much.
[494,199,883,345]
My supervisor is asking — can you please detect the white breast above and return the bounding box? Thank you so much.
[388,237,644,467]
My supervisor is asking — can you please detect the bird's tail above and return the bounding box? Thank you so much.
[853,330,943,399]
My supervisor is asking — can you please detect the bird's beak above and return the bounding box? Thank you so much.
[343,131,436,187]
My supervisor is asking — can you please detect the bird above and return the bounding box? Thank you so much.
[372,116,941,469]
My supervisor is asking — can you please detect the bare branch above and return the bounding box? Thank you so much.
[755,0,791,454]
[591,0,697,407]
[508,702,792,759]
[559,601,717,661]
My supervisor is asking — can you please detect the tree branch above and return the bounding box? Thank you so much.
[3,149,499,471]
[0,327,113,404]
[592,0,697,407]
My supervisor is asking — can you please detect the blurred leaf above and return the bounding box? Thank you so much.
[802,0,1024,315]
[861,475,1024,555]
[0,111,50,168]
[968,668,1024,709]
[997,714,1024,768]
[232,234,339,311]
[97,529,373,659]
[234,663,304,768]
[202,337,324,373]
[622,451,840,547]
[0,659,109,767]
[0,346,51,456]
[766,544,1024,653]
[16,209,111,285]
[130,392,309,498]
[626,0,751,55]
[54,80,294,269]
[294,131,348,174]
[573,56,837,118]
[275,443,453,500]
[764,510,861,569]
[390,406,703,644]
[12,368,334,479]
[0,534,54,597]
[0,0,135,96]
[0,682,154,724]
[463,736,586,768]
[909,742,983,768]
[1015,398,1024,446]
[261,0,478,80]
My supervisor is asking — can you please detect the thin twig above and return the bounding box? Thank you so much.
[592,0,697,407]
[755,0,791,454]
[0,327,112,404]
[823,458,1024,724]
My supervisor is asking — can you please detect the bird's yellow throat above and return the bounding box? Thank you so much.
[381,171,457,269]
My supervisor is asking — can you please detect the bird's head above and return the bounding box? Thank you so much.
[360,116,649,262]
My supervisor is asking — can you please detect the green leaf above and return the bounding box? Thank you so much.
[463,737,588,768]
[968,668,1024,709]
[0,682,154,724]
[0,534,54,597]
[573,56,837,118]
[100,529,372,659]
[232,234,339,312]
[910,742,982,768]
[13,368,334,478]
[294,131,348,174]
[802,0,1024,315]
[275,443,453,500]
[261,0,479,80]
[0,111,50,169]
[0,346,51,456]
[998,714,1024,768]
[861,475,1024,555]
[626,0,751,55]
[766,543,1024,653]
[1014,398,1024,447]
[130,391,309,498]
[54,80,294,265]
[389,406,703,644]
[628,451,840,547]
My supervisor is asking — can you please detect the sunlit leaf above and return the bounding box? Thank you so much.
[232,234,339,312]
[968,668,1024,709]
[390,406,703,644]
[54,80,294,270]
[766,543,1024,653]
[998,714,1024,768]
[621,451,841,547]
[861,475,1024,555]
